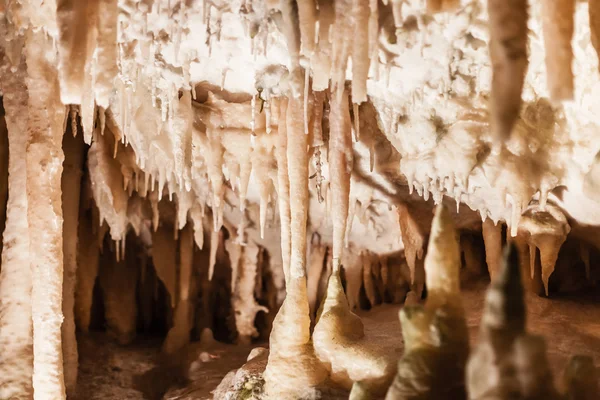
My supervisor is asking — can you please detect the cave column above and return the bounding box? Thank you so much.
[0,41,34,400]
[61,122,86,396]
[25,29,68,400]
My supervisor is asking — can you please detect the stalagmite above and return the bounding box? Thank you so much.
[564,355,599,400]
[152,224,178,308]
[482,218,503,280]
[56,0,96,104]
[487,0,528,140]
[26,28,68,400]
[386,205,469,400]
[232,241,268,344]
[163,224,194,354]
[94,0,119,108]
[60,120,85,396]
[541,0,576,101]
[352,0,370,104]
[264,96,328,398]
[313,256,395,396]
[98,238,139,345]
[0,46,33,400]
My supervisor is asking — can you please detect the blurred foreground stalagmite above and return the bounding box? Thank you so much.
[386,204,469,400]
[0,39,34,399]
[466,244,561,400]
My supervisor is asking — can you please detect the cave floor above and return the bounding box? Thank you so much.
[75,282,600,399]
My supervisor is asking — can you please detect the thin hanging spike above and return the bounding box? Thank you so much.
[208,226,218,281]
[369,145,375,172]
[353,103,360,141]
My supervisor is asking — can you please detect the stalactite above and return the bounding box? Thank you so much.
[60,118,85,396]
[152,224,178,308]
[311,0,334,90]
[541,0,576,101]
[386,205,469,400]
[98,237,139,345]
[56,0,97,104]
[397,204,424,287]
[297,0,317,58]
[94,0,119,108]
[519,205,570,295]
[208,223,219,281]
[276,98,291,281]
[25,28,68,400]
[352,0,370,104]
[331,0,353,101]
[0,46,33,400]
[482,218,502,281]
[487,0,528,140]
[190,202,205,250]
[88,125,129,241]
[163,224,194,354]
[278,0,302,72]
